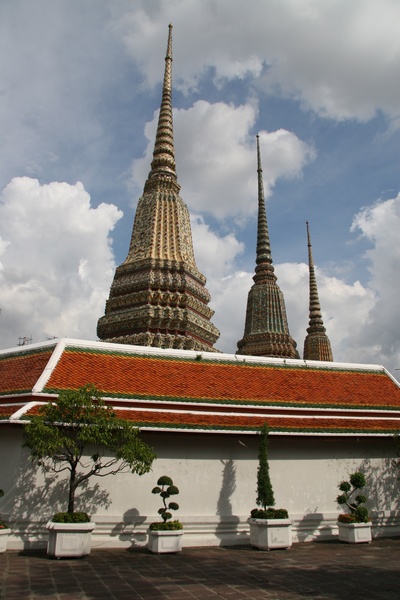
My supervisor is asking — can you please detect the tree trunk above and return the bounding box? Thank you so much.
[67,466,77,513]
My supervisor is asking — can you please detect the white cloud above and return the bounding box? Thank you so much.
[131,100,315,221]
[345,194,400,370]
[0,177,122,348]
[191,215,248,351]
[276,262,377,364]
[191,214,244,280]
[116,0,400,123]
[260,0,400,122]
[211,271,253,353]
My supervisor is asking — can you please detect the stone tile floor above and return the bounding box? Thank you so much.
[1,538,399,600]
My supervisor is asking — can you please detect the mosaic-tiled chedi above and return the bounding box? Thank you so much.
[237,136,299,359]
[303,222,333,361]
[97,25,220,352]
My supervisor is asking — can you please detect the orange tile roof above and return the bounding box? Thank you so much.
[42,347,400,410]
[2,341,400,435]
[18,404,400,435]
[0,347,54,396]
[113,408,400,434]
[0,406,13,419]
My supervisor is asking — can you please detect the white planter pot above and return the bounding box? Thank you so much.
[0,528,11,553]
[248,518,292,550]
[46,521,96,558]
[338,521,372,544]
[148,529,184,554]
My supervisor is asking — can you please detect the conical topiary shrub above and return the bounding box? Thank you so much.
[250,425,288,519]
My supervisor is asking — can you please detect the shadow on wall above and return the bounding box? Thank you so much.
[359,454,400,512]
[9,452,111,547]
[215,459,247,545]
[110,508,147,548]
[296,449,400,543]
[359,453,400,534]
[296,511,336,542]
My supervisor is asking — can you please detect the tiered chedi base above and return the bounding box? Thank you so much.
[237,281,299,359]
[97,258,220,352]
[303,333,333,362]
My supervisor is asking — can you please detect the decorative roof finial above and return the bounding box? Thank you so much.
[254,135,275,282]
[144,22,179,192]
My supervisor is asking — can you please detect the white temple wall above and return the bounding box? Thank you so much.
[1,427,399,549]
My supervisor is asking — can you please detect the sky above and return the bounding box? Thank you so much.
[1,0,400,380]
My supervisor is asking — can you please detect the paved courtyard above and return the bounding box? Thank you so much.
[1,537,399,600]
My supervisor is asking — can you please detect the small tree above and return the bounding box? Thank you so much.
[23,384,157,516]
[336,472,369,523]
[256,424,275,510]
[150,475,182,530]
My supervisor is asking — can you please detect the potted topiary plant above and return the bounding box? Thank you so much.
[148,476,183,553]
[336,471,372,543]
[248,425,292,550]
[0,489,11,553]
[23,384,156,558]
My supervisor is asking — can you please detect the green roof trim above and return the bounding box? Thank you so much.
[0,388,36,397]
[128,421,400,435]
[0,345,56,361]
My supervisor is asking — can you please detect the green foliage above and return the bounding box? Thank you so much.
[251,425,287,519]
[338,481,351,493]
[338,507,369,524]
[52,512,90,523]
[355,494,367,505]
[250,508,289,519]
[23,384,157,514]
[336,471,370,523]
[156,475,173,486]
[150,475,181,527]
[255,425,275,510]
[149,520,183,531]
[354,506,369,523]
[350,472,366,489]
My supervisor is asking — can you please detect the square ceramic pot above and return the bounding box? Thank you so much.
[248,518,292,550]
[46,521,96,558]
[148,529,183,553]
[0,528,11,553]
[338,521,372,543]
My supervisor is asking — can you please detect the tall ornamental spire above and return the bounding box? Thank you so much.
[237,135,299,359]
[144,23,178,193]
[303,222,333,361]
[97,25,220,352]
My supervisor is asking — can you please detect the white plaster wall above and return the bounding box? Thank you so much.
[1,426,399,549]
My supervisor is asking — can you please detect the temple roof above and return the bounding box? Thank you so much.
[1,338,400,436]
